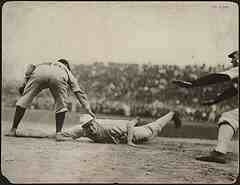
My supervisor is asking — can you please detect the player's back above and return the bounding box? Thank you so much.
[33,62,69,82]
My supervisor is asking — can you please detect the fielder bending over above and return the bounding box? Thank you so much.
[5,59,95,141]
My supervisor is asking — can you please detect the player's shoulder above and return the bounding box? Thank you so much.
[218,66,239,79]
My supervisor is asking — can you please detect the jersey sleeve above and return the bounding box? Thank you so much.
[218,67,239,80]
[67,71,84,93]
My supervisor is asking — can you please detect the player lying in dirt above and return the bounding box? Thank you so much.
[6,111,181,147]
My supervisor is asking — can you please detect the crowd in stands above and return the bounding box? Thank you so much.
[2,62,238,123]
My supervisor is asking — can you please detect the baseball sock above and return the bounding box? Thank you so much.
[215,122,235,154]
[55,111,66,133]
[11,106,26,131]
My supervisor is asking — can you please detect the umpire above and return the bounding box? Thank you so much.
[6,59,95,141]
[173,50,238,163]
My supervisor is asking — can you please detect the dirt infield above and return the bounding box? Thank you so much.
[1,119,239,184]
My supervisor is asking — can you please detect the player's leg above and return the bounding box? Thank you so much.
[5,106,26,136]
[146,111,181,134]
[173,73,231,88]
[135,111,181,143]
[5,77,44,136]
[55,111,66,133]
[14,128,53,138]
[49,80,69,141]
[215,122,235,155]
[196,109,238,163]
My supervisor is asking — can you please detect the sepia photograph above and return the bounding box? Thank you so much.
[1,1,239,183]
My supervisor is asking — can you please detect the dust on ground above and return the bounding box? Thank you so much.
[1,120,239,183]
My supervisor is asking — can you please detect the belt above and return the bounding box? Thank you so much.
[38,62,52,66]
[38,62,65,70]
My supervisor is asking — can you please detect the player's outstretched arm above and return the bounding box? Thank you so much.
[172,80,193,88]
[201,84,238,106]
[74,91,96,118]
[172,73,231,88]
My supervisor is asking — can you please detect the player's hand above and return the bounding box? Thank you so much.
[201,99,217,106]
[172,80,193,88]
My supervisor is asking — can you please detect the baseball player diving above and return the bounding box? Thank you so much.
[5,59,95,141]
[7,111,181,147]
[173,50,239,164]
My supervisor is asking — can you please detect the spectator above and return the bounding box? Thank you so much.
[3,62,237,122]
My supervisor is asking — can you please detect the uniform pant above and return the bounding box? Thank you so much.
[218,108,239,133]
[16,66,69,113]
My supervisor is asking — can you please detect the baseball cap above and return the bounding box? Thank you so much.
[228,51,239,59]
[57,58,71,71]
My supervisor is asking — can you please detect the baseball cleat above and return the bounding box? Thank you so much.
[172,111,182,128]
[56,132,71,142]
[5,130,17,137]
[195,150,227,164]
